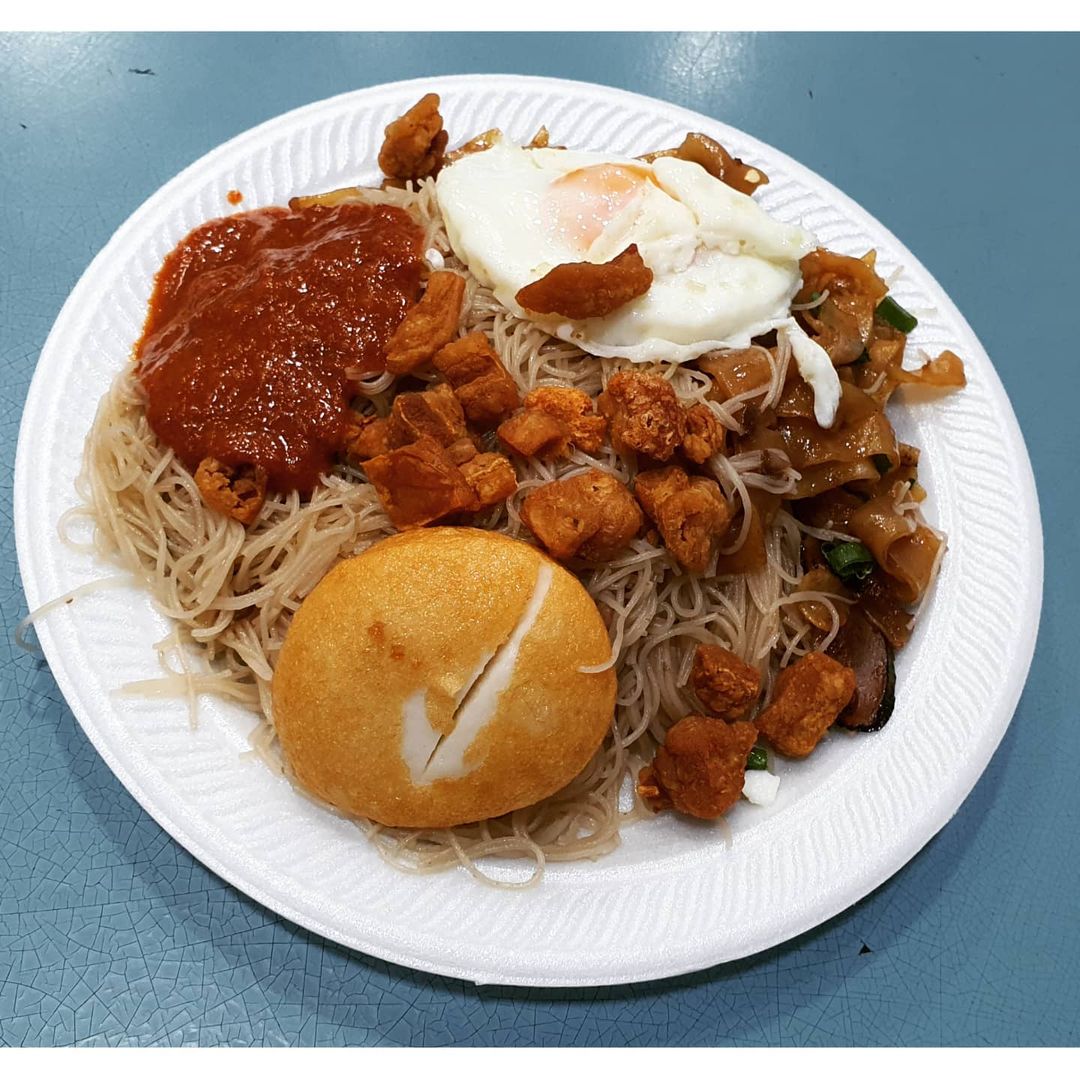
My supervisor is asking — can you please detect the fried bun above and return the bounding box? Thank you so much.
[272,527,615,828]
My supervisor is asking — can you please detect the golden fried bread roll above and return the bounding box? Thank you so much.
[272,528,615,828]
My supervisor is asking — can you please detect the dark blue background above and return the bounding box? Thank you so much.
[1,32,1074,1045]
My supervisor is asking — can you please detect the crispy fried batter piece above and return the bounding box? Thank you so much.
[642,132,768,195]
[599,371,686,461]
[523,387,608,454]
[657,478,730,573]
[377,93,449,182]
[386,382,468,449]
[445,437,478,466]
[455,372,524,432]
[638,717,758,819]
[433,331,521,429]
[521,468,642,562]
[497,409,570,459]
[385,271,466,375]
[577,472,645,562]
[342,410,391,464]
[633,465,689,520]
[755,651,857,758]
[497,387,607,461]
[681,403,726,464]
[635,465,732,573]
[515,245,653,320]
[432,331,498,384]
[194,457,267,526]
[519,479,595,561]
[691,644,761,720]
[460,453,517,509]
[363,436,478,529]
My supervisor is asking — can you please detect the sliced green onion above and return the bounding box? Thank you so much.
[872,453,892,476]
[747,746,769,771]
[822,540,876,586]
[876,295,918,334]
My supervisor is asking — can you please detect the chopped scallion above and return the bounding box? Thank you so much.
[876,295,918,334]
[822,540,876,586]
[747,746,769,771]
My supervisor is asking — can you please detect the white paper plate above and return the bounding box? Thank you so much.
[15,74,1042,987]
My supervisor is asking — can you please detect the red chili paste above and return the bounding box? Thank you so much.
[136,202,424,491]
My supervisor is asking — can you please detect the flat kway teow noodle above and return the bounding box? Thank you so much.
[75,92,965,885]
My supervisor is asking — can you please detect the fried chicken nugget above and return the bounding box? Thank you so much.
[638,717,758,819]
[378,93,449,182]
[194,457,267,525]
[385,272,466,375]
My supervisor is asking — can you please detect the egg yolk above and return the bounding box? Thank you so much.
[542,163,652,252]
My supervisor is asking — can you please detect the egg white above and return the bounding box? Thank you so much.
[435,136,840,426]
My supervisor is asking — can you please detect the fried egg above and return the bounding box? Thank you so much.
[435,137,840,426]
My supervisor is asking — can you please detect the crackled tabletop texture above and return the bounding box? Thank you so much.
[0,32,1076,1046]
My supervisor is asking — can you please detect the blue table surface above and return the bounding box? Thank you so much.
[0,31,1076,1047]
